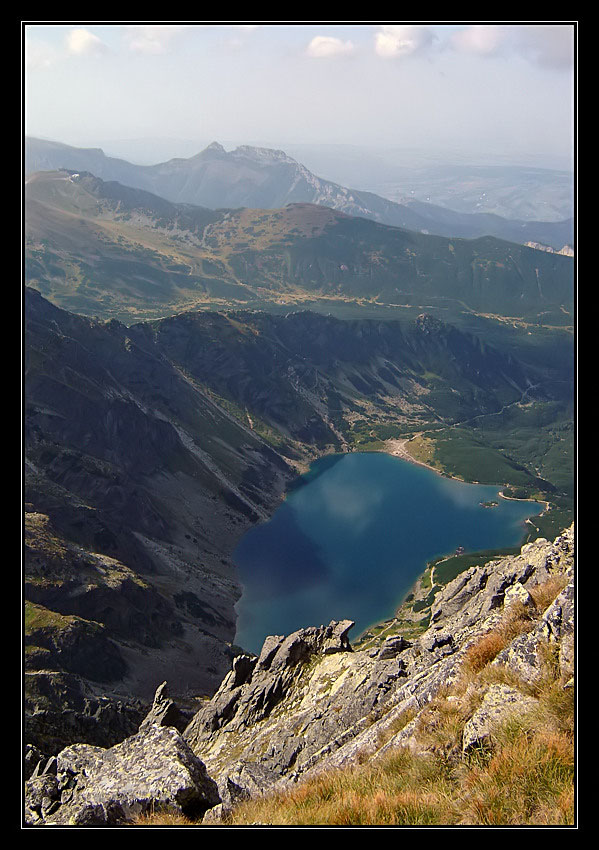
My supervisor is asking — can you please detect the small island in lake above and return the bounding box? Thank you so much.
[480,500,499,508]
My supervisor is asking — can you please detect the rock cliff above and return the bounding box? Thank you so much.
[24,287,295,740]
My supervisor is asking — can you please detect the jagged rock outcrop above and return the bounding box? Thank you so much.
[492,578,574,684]
[24,745,49,782]
[25,670,146,756]
[138,681,188,734]
[184,620,362,753]
[181,526,573,819]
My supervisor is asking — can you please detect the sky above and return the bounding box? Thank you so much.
[23,22,576,168]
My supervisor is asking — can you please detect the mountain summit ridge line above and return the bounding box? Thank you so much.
[25,137,573,250]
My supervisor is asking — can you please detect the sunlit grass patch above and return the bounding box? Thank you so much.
[458,726,574,825]
[131,810,196,826]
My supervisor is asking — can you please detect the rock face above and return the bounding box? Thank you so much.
[462,685,539,753]
[493,578,575,685]
[183,618,387,778]
[24,670,146,756]
[25,725,219,826]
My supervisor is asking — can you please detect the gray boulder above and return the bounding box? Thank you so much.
[462,685,538,753]
[25,724,219,825]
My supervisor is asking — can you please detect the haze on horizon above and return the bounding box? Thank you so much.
[24,23,575,172]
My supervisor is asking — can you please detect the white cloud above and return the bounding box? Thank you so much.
[374,25,434,58]
[451,25,502,56]
[451,24,574,70]
[25,38,58,70]
[65,28,107,57]
[125,25,189,54]
[306,36,355,58]
[516,25,574,70]
[297,474,384,536]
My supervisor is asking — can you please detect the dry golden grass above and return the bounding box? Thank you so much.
[528,574,569,612]
[458,725,574,825]
[464,630,508,673]
[224,755,460,826]
[224,692,574,827]
[131,810,195,826]
[463,592,551,675]
[224,715,574,826]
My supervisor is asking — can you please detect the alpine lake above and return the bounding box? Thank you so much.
[233,452,542,654]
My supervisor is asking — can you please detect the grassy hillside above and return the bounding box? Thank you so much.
[25,171,574,325]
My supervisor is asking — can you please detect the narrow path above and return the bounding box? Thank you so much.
[430,378,571,433]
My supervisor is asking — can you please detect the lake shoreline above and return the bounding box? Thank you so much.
[383,436,465,481]
[499,489,550,514]
[381,438,551,513]
[234,450,541,654]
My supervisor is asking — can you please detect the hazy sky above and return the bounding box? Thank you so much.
[24,23,576,166]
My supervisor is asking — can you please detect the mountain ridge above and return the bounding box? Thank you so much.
[25,137,573,249]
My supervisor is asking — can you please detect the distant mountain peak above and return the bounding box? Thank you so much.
[25,136,574,250]
[232,145,297,166]
[202,141,227,154]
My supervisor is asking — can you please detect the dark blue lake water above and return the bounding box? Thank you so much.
[233,452,540,654]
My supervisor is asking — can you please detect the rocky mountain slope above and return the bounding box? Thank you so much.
[25,137,573,249]
[24,526,574,825]
[24,288,295,741]
[525,241,575,256]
